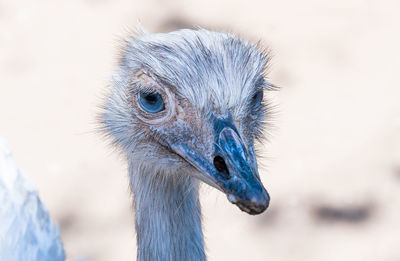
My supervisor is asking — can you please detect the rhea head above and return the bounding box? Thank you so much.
[102,29,271,215]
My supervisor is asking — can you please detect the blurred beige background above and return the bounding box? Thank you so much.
[1,0,399,260]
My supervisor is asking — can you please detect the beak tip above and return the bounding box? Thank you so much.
[229,190,270,215]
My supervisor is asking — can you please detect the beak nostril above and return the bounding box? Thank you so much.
[213,155,230,179]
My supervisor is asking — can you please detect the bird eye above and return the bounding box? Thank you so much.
[251,90,263,109]
[139,91,165,113]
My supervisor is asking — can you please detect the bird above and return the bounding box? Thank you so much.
[0,28,273,261]
[0,137,65,261]
[100,28,272,261]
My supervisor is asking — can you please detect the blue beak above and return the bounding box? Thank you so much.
[211,113,270,214]
[170,112,270,215]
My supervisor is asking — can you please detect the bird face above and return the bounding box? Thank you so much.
[102,29,272,215]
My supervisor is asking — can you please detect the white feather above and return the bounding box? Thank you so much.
[0,137,65,261]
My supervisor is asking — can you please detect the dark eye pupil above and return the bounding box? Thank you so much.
[252,90,263,106]
[139,91,165,113]
[145,94,157,104]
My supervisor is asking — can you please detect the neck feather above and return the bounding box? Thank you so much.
[129,161,206,261]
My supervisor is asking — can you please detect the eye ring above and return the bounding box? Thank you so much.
[138,91,165,113]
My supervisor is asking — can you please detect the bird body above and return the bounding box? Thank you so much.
[0,137,65,261]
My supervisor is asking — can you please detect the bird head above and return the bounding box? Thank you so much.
[101,29,272,215]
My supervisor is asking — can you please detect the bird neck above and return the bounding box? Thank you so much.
[129,162,206,261]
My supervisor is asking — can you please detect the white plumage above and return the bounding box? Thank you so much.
[0,137,65,261]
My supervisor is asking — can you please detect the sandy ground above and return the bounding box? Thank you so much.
[1,0,400,260]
